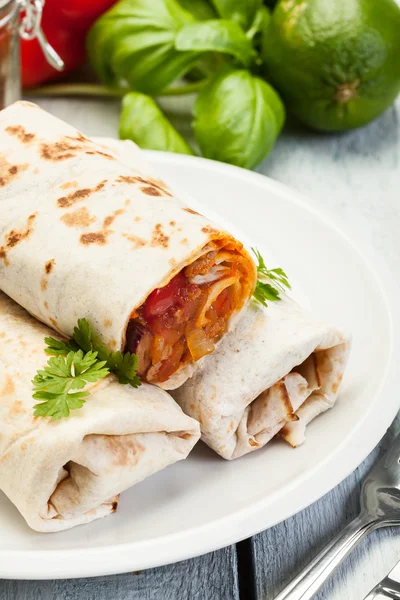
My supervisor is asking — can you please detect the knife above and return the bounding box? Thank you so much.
[364,558,400,599]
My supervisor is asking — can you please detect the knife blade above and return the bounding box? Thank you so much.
[364,558,400,599]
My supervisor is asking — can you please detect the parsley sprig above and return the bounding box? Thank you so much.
[251,248,291,308]
[33,350,109,419]
[34,318,141,420]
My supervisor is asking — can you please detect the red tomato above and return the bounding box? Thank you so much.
[212,287,231,316]
[21,0,118,88]
[49,0,118,28]
[143,272,187,320]
[21,16,86,87]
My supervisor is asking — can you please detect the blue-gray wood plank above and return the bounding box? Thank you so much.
[0,548,240,599]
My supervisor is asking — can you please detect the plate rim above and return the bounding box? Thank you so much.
[1,150,399,579]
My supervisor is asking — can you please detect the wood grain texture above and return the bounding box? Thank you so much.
[253,98,400,600]
[0,548,239,600]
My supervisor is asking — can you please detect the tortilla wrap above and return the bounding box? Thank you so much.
[0,291,200,532]
[0,101,256,389]
[172,297,350,459]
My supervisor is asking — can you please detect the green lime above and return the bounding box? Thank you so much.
[262,0,400,131]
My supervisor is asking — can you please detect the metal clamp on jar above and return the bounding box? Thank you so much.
[0,0,64,108]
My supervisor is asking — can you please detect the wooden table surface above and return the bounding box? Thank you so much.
[1,96,399,600]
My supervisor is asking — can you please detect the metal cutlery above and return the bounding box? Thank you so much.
[364,556,400,599]
[274,432,400,600]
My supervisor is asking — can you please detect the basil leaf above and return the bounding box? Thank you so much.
[193,68,285,168]
[247,6,270,42]
[178,0,217,20]
[211,0,262,30]
[120,92,194,155]
[87,0,200,94]
[175,20,256,67]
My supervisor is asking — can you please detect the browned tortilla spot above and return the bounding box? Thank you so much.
[45,259,55,274]
[0,248,9,265]
[125,199,131,206]
[40,142,77,162]
[100,435,145,467]
[312,353,322,387]
[249,438,260,447]
[331,375,343,395]
[80,232,107,245]
[50,317,58,329]
[57,180,107,208]
[278,380,294,419]
[134,216,141,222]
[180,238,188,245]
[33,167,39,174]
[183,207,200,215]
[9,400,24,416]
[74,132,88,143]
[116,175,138,184]
[0,155,28,187]
[40,132,95,162]
[176,432,191,440]
[147,177,172,196]
[169,221,176,226]
[141,185,161,196]
[150,224,169,248]
[79,208,123,246]
[44,301,49,309]
[1,374,15,397]
[123,234,146,249]
[60,180,79,190]
[201,225,219,235]
[61,207,96,228]
[109,340,117,351]
[6,125,35,144]
[104,319,112,327]
[112,501,118,512]
[85,150,115,160]
[0,214,37,264]
[116,174,172,196]
[40,277,48,292]
[169,258,177,266]
[103,208,124,229]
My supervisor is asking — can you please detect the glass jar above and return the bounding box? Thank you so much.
[0,0,64,109]
[0,0,20,108]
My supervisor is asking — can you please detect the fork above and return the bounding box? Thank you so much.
[274,432,400,600]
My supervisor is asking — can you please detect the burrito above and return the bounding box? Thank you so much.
[173,297,350,459]
[0,101,256,389]
[0,291,200,532]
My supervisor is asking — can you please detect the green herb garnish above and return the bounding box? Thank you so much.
[33,350,109,420]
[34,319,141,419]
[252,247,291,307]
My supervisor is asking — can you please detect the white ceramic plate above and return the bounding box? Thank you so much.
[1,151,399,580]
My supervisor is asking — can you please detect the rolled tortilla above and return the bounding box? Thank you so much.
[93,137,154,177]
[0,292,200,532]
[172,297,350,459]
[0,101,255,389]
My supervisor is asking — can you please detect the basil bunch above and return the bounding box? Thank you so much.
[88,0,284,169]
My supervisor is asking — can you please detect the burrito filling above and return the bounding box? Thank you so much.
[125,241,253,383]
